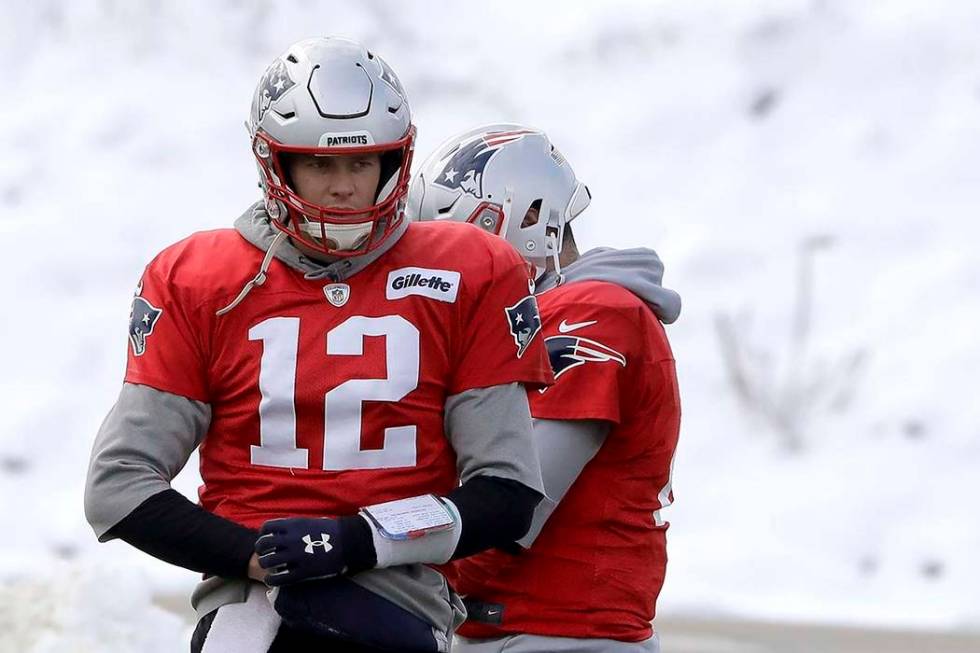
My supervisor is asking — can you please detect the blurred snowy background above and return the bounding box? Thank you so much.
[1,0,978,649]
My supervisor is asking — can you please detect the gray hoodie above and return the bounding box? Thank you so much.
[233,202,407,281]
[536,246,682,324]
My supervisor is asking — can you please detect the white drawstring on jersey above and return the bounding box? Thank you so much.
[215,230,287,316]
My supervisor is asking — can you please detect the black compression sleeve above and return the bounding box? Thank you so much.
[446,476,543,559]
[105,489,257,579]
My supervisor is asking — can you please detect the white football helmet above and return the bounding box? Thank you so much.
[248,37,415,257]
[407,124,589,279]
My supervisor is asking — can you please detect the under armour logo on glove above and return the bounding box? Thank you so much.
[256,517,349,586]
[302,533,333,554]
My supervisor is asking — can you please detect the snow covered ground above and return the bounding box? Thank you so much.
[1,0,978,648]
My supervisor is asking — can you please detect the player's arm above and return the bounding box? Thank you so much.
[440,380,545,557]
[254,381,544,585]
[515,417,610,548]
[84,383,257,578]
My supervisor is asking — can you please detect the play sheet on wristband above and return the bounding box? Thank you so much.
[362,494,455,540]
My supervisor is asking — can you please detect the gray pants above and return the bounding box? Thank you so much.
[454,633,660,653]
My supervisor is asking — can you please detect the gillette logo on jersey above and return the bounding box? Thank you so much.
[386,267,461,303]
[435,129,537,199]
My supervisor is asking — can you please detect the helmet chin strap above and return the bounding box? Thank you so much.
[547,207,565,286]
[545,186,589,286]
[547,231,564,286]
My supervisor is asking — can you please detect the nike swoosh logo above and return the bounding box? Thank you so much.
[558,319,597,333]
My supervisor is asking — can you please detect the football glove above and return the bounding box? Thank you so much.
[255,516,372,586]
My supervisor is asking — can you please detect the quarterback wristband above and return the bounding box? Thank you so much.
[358,495,461,568]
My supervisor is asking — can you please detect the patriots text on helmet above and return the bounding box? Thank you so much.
[327,135,366,146]
[317,131,374,147]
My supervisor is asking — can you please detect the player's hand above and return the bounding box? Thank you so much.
[255,517,349,586]
[247,552,266,583]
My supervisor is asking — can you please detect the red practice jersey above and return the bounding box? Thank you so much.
[124,221,552,529]
[454,280,681,642]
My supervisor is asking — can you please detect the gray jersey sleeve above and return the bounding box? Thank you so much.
[516,418,609,548]
[84,382,210,540]
[444,382,543,494]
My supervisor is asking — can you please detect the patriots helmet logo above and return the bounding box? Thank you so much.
[378,57,406,99]
[435,129,537,199]
[129,295,163,357]
[254,58,296,123]
[505,295,543,358]
[544,335,626,383]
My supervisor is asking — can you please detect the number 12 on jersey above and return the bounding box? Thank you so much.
[247,315,420,471]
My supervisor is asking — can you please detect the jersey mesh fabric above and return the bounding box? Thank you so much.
[454,281,680,642]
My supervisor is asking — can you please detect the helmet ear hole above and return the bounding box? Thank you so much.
[521,199,542,228]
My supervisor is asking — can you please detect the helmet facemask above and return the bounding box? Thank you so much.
[253,128,415,258]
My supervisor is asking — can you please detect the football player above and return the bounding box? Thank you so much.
[84,41,553,653]
[410,125,682,653]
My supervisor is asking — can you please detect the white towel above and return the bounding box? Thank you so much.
[201,584,281,653]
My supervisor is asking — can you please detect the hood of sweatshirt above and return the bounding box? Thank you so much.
[536,247,681,324]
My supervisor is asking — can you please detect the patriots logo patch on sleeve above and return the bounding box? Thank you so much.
[128,294,163,357]
[544,335,626,382]
[505,295,543,358]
